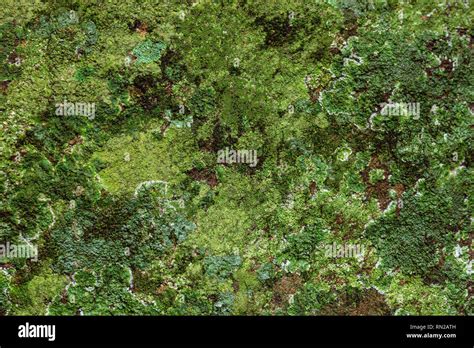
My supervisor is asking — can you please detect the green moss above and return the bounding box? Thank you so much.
[369,168,385,184]
[11,266,67,315]
[1,0,471,316]
[386,274,457,315]
[94,126,200,194]
[366,182,469,278]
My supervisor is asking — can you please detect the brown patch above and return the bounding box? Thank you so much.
[68,135,83,146]
[164,81,173,96]
[437,252,446,271]
[0,80,10,94]
[136,23,148,37]
[321,272,348,288]
[0,263,14,270]
[7,51,19,64]
[308,87,321,103]
[10,152,21,163]
[320,288,391,316]
[460,233,474,260]
[156,283,168,295]
[272,274,302,307]
[360,248,375,275]
[360,155,391,210]
[394,183,405,198]
[350,289,392,315]
[426,39,437,51]
[65,136,84,155]
[197,123,224,154]
[460,233,473,258]
[394,183,405,216]
[129,75,164,111]
[232,280,240,293]
[332,214,344,236]
[130,20,148,36]
[440,59,453,74]
[343,23,358,40]
[329,46,341,55]
[309,181,317,196]
[160,121,170,135]
[456,27,468,36]
[128,52,138,64]
[186,168,218,188]
[60,288,68,304]
[331,214,364,240]
[354,86,369,98]
[425,58,454,80]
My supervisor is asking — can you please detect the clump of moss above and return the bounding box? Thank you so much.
[366,185,468,278]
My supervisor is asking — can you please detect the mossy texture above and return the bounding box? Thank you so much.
[0,0,472,316]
